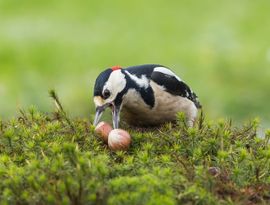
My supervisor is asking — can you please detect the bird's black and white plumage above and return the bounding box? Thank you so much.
[93,64,201,128]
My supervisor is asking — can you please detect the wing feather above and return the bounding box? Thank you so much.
[151,67,201,108]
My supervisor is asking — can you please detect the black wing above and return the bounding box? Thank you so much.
[151,69,201,108]
[125,64,163,78]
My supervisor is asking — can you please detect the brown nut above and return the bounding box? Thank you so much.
[94,121,113,143]
[108,129,131,151]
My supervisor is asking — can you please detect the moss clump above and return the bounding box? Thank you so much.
[0,109,269,205]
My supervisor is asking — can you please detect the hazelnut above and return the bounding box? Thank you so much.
[108,129,131,151]
[94,121,113,143]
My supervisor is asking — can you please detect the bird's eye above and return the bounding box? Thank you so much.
[103,89,111,99]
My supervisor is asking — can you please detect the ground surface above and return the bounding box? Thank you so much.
[0,107,269,204]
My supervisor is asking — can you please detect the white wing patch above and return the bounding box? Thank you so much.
[125,71,149,88]
[154,67,182,82]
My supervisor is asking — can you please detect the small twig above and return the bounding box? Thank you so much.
[173,154,194,180]
[0,119,4,133]
[49,89,75,132]
[198,109,205,131]
[49,90,64,112]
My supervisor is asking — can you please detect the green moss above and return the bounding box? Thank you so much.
[0,109,269,204]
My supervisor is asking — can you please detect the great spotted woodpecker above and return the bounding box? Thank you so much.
[93,64,201,129]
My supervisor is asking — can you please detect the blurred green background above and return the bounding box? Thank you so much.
[0,0,269,127]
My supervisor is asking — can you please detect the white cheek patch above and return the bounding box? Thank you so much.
[154,67,182,82]
[125,71,149,88]
[103,70,126,102]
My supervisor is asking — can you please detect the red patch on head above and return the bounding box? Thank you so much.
[111,65,122,71]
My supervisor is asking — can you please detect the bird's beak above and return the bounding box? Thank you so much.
[112,104,121,129]
[93,104,110,126]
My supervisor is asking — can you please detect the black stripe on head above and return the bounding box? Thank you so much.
[94,69,112,97]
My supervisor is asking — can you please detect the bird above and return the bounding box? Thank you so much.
[93,64,201,129]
